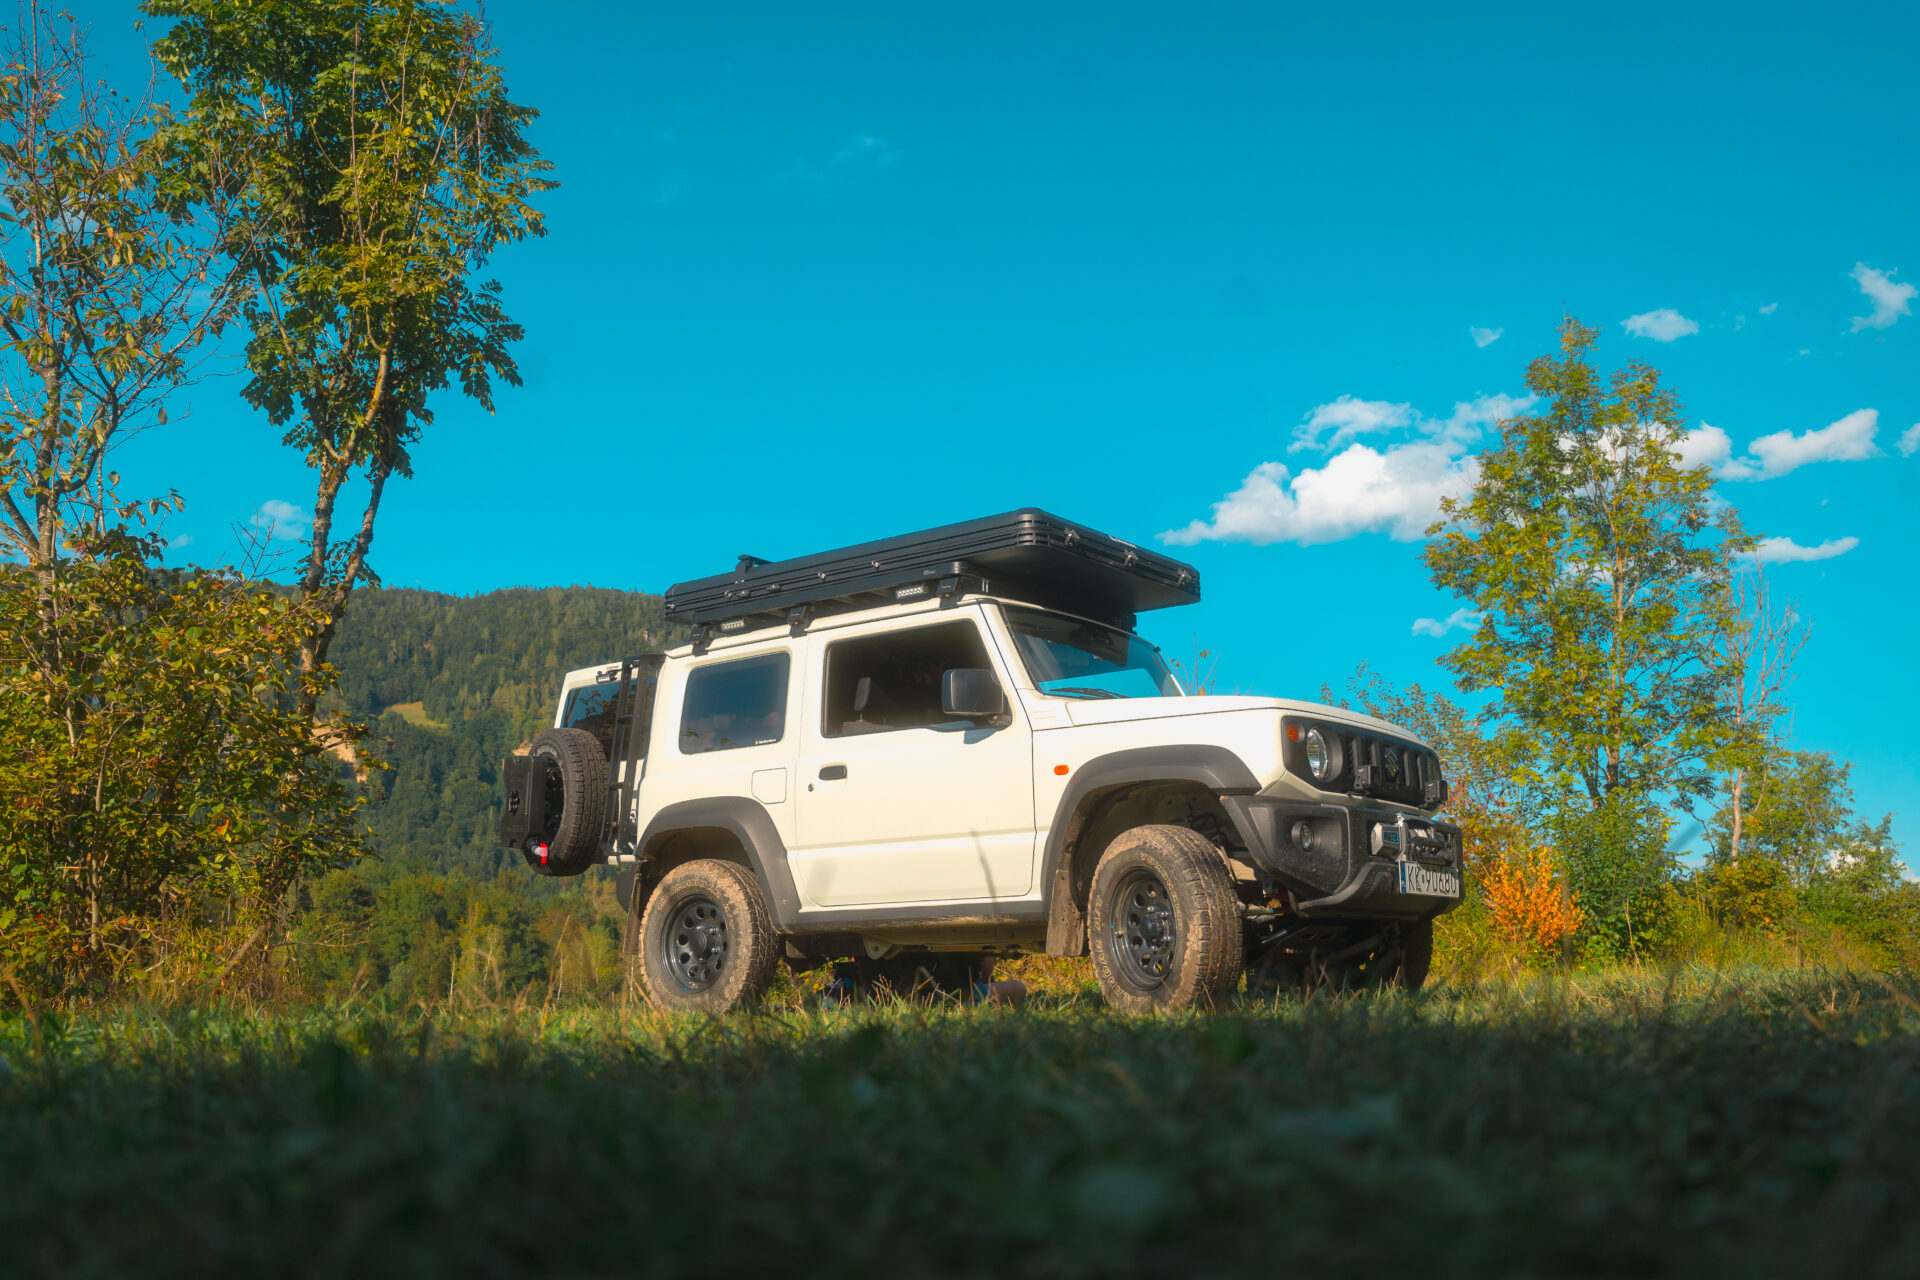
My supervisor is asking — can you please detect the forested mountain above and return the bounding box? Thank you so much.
[328,586,681,879]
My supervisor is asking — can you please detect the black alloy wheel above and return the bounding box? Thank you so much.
[1085,824,1244,1012]
[660,893,729,992]
[635,859,778,1013]
[1108,867,1176,989]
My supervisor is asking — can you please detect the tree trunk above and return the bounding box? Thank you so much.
[295,458,389,718]
[1729,766,1744,862]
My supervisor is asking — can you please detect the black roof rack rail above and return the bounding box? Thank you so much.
[663,508,1199,641]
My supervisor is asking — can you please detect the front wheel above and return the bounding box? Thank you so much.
[1342,919,1436,992]
[1385,917,1433,991]
[635,860,778,1013]
[1087,825,1243,1012]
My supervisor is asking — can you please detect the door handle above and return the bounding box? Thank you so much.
[818,764,848,781]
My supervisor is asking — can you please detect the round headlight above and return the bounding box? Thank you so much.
[1304,728,1330,780]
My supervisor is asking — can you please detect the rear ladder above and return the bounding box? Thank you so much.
[598,653,665,862]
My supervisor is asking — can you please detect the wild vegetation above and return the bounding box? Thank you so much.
[5,971,1919,1278]
[0,0,552,1000]
[0,4,1914,1272]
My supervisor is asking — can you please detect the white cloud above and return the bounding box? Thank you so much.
[1411,607,1479,639]
[1899,423,1920,457]
[1432,392,1536,439]
[787,133,904,181]
[1721,408,1880,481]
[1622,308,1700,342]
[1292,392,1532,453]
[652,174,690,205]
[1674,423,1734,471]
[1291,396,1413,451]
[1746,535,1859,565]
[251,499,310,542]
[1171,392,1537,547]
[1470,326,1503,348]
[1850,263,1915,332]
[1163,442,1480,546]
[832,134,902,167]
[167,533,193,550]
[1759,302,1779,316]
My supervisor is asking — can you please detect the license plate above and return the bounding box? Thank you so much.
[1399,861,1460,899]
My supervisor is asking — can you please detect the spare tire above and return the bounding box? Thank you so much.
[523,727,608,876]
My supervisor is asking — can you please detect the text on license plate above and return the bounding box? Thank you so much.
[1399,861,1461,898]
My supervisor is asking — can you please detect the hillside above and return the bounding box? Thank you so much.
[328,585,681,878]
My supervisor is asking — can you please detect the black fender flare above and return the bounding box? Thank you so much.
[1041,745,1261,955]
[635,797,804,930]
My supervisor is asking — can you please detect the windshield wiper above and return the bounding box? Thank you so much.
[1048,686,1126,700]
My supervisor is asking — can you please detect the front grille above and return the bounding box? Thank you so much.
[1342,730,1437,808]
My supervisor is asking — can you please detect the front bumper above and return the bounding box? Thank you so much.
[1221,795,1465,921]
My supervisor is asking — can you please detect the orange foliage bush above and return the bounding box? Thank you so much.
[1481,844,1584,956]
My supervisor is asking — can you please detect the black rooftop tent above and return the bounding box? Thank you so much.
[663,508,1200,643]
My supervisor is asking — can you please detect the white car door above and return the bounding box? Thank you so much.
[790,610,1036,908]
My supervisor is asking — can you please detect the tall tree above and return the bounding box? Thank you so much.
[147,0,553,711]
[1717,749,1860,890]
[0,5,370,993]
[1424,318,1753,811]
[0,3,237,570]
[1709,566,1809,863]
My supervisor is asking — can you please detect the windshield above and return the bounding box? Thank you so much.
[1002,605,1182,699]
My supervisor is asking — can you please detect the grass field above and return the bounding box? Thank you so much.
[4,970,1918,1279]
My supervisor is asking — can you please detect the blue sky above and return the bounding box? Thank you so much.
[86,1,1915,858]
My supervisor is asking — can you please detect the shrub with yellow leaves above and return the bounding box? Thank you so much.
[1481,843,1585,957]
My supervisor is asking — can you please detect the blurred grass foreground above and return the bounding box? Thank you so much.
[4,969,1918,1279]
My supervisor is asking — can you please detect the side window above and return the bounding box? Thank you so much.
[823,620,994,738]
[679,652,791,754]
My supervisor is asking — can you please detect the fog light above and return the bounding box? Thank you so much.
[1291,819,1314,852]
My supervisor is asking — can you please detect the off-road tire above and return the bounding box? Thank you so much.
[865,953,990,1003]
[1391,917,1433,991]
[1087,824,1244,1012]
[1344,919,1434,992]
[525,727,608,876]
[1244,955,1308,1000]
[636,859,778,1014]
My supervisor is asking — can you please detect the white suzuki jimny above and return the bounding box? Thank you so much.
[499,510,1462,1012]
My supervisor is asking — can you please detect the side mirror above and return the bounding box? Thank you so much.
[941,668,1008,722]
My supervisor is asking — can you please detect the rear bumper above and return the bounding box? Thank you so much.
[1221,796,1464,921]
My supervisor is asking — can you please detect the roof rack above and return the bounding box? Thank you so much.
[663,509,1199,650]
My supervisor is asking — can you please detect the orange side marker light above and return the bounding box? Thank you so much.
[1054,764,1069,776]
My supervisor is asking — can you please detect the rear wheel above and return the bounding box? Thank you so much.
[1087,825,1243,1012]
[832,952,990,1004]
[636,860,778,1013]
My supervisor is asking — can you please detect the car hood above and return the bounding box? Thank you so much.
[1058,694,1429,746]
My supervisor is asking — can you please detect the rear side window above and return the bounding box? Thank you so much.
[679,652,791,754]
[561,683,619,756]
[561,664,661,760]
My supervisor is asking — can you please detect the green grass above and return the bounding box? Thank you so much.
[379,700,447,730]
[4,970,1918,1278]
